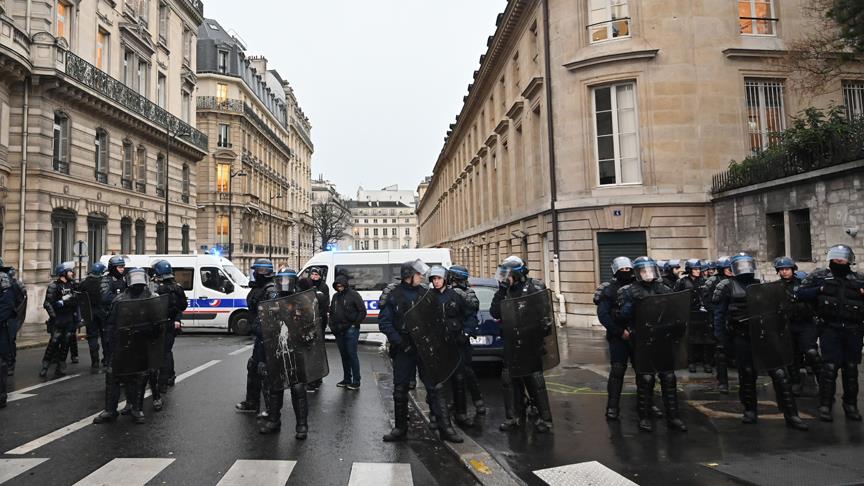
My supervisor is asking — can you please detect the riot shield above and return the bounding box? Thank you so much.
[633,290,690,374]
[76,292,93,329]
[687,309,715,345]
[499,289,560,378]
[111,294,170,376]
[404,289,462,387]
[260,289,329,389]
[747,281,794,371]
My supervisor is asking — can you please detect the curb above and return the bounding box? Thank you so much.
[408,387,526,486]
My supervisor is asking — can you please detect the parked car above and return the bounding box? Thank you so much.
[468,277,504,363]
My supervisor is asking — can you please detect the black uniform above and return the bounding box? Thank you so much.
[100,272,128,368]
[4,272,26,374]
[79,273,107,367]
[778,275,821,394]
[450,282,484,416]
[593,274,633,419]
[704,273,731,391]
[238,278,276,414]
[154,278,187,391]
[675,275,714,372]
[41,278,79,377]
[435,285,472,430]
[302,277,329,391]
[0,274,19,407]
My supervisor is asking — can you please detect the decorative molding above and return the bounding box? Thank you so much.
[721,48,787,60]
[563,48,659,71]
[485,134,498,148]
[494,119,509,136]
[50,194,79,211]
[119,206,147,221]
[86,200,111,216]
[521,76,544,100]
[506,100,524,120]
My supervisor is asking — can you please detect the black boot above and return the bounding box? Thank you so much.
[93,373,121,423]
[739,366,758,424]
[842,364,862,421]
[0,359,8,408]
[70,334,79,364]
[432,390,463,443]
[526,372,553,433]
[716,347,729,394]
[659,372,687,431]
[260,388,283,435]
[464,363,485,415]
[53,360,67,378]
[770,368,808,431]
[499,369,523,431]
[636,374,655,432]
[818,363,838,422]
[606,363,626,421]
[293,385,309,440]
[383,386,409,442]
[451,373,474,428]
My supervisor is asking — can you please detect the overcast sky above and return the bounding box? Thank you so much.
[204,0,508,198]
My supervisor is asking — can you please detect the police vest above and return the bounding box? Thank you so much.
[817,276,864,326]
[727,279,749,323]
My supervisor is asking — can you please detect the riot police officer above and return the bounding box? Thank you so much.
[798,245,864,422]
[447,265,486,416]
[662,259,681,288]
[706,257,732,393]
[302,267,329,392]
[490,256,554,434]
[100,256,128,367]
[675,259,713,374]
[594,256,635,421]
[0,271,18,407]
[146,260,188,411]
[774,257,821,396]
[714,253,807,430]
[2,263,27,376]
[79,262,107,369]
[40,262,79,378]
[617,257,687,433]
[235,259,276,417]
[259,267,310,438]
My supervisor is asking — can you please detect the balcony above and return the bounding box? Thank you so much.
[64,52,208,152]
[197,96,244,114]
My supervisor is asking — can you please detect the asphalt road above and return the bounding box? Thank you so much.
[0,333,478,486]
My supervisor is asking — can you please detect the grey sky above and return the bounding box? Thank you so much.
[204,0,508,198]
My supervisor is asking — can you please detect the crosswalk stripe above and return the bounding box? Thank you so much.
[533,461,637,486]
[72,458,174,486]
[347,463,412,486]
[216,460,296,486]
[0,458,49,484]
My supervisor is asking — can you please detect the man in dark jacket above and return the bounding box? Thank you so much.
[329,274,366,389]
[594,256,635,421]
[302,267,329,392]
[2,263,26,376]
[79,262,107,369]
[0,272,19,407]
[40,262,79,378]
[448,265,485,416]
[235,259,276,416]
[146,260,188,411]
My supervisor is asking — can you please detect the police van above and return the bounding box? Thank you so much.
[299,248,453,334]
[99,254,253,334]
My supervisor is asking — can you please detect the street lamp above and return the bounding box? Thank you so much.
[164,124,191,254]
[296,211,310,269]
[227,168,247,261]
[269,190,282,261]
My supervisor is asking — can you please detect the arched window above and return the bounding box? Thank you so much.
[155,221,166,254]
[120,217,133,254]
[53,112,70,173]
[135,219,146,254]
[94,129,109,183]
[122,140,134,189]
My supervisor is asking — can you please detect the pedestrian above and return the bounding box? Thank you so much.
[0,271,19,408]
[39,262,79,379]
[79,262,107,369]
[773,257,821,396]
[302,267,329,392]
[797,245,864,422]
[617,257,688,433]
[329,273,366,390]
[713,253,807,430]
[235,259,276,417]
[491,256,554,434]
[149,260,188,411]
[447,264,486,416]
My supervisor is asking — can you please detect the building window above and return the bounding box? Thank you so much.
[156,221,166,254]
[216,163,230,193]
[373,228,378,237]
[588,0,630,44]
[51,209,76,269]
[843,80,864,121]
[121,140,133,189]
[216,83,228,101]
[135,219,146,254]
[181,90,191,122]
[217,50,228,74]
[363,228,369,236]
[218,124,230,148]
[216,215,228,244]
[123,50,134,87]
[766,212,785,260]
[120,217,133,254]
[182,26,192,64]
[373,240,379,250]
[157,73,166,108]
[137,60,149,97]
[96,29,109,70]
[53,112,70,174]
[745,78,786,152]
[739,0,777,36]
[593,82,640,185]
[789,209,812,262]
[383,228,388,237]
[87,215,107,265]
[182,163,190,203]
[94,129,109,184]
[405,228,410,236]
[138,0,150,26]
[156,153,166,197]
[158,2,169,44]
[136,146,147,193]
[181,224,190,254]
[56,1,71,41]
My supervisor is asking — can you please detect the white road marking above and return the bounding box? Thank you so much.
[0,458,49,484]
[348,463,413,486]
[228,344,253,356]
[216,460,296,486]
[7,374,81,402]
[533,461,637,486]
[72,458,174,486]
[5,360,222,455]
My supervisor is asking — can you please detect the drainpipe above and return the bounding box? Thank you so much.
[17,77,30,281]
[541,0,566,325]
[25,0,32,33]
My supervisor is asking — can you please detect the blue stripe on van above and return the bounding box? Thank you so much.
[189,298,247,309]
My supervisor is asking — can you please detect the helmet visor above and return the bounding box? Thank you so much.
[495,266,513,285]
[731,258,756,276]
[127,270,148,287]
[410,259,430,278]
[276,273,297,293]
[636,264,660,282]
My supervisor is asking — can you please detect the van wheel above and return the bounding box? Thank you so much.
[230,311,252,336]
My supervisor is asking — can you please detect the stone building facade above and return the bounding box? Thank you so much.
[417,0,864,326]
[195,18,313,272]
[1,0,208,324]
[348,200,417,251]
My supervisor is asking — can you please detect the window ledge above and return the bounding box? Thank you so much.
[722,48,788,59]
[564,48,659,71]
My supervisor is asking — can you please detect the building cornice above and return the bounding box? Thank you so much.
[722,48,787,60]
[564,48,659,71]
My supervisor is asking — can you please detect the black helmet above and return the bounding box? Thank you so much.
[633,257,660,283]
[152,260,174,280]
[730,253,756,277]
[126,267,149,288]
[251,258,275,280]
[54,261,75,279]
[108,255,127,277]
[773,257,797,272]
[400,259,429,281]
[275,266,298,293]
[495,256,528,285]
[684,258,702,274]
[447,265,470,286]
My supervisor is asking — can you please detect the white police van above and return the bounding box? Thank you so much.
[99,254,253,334]
[299,248,452,334]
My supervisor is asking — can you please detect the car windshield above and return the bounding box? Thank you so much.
[473,286,496,311]
[222,265,249,287]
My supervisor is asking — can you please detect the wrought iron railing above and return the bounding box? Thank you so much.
[197,96,243,113]
[64,51,208,152]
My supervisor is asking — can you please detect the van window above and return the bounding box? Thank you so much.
[301,266,328,280]
[335,264,399,291]
[223,264,249,287]
[201,267,232,293]
[174,267,194,291]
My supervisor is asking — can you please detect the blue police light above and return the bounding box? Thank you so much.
[210,246,223,257]
[326,243,337,252]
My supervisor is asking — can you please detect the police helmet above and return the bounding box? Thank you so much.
[90,262,107,276]
[664,259,681,273]
[400,259,430,281]
[730,253,756,277]
[54,261,75,279]
[827,245,855,265]
[251,258,275,279]
[428,265,448,283]
[447,265,470,285]
[633,257,660,283]
[495,256,528,285]
[716,256,732,269]
[275,267,298,293]
[772,257,797,272]
[152,260,174,280]
[108,255,127,276]
[126,267,149,288]
[610,257,633,276]
[684,259,702,274]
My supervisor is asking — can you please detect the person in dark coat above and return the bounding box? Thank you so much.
[301,267,329,392]
[329,274,366,389]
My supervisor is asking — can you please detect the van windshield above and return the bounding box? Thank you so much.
[223,265,249,287]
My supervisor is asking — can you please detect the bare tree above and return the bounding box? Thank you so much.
[311,197,352,252]
[775,0,864,93]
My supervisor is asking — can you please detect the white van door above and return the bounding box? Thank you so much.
[189,264,238,329]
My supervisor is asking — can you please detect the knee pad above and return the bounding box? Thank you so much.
[637,374,655,388]
[769,367,788,380]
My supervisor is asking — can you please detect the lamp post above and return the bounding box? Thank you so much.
[227,168,247,261]
[269,190,282,261]
[296,211,310,269]
[164,124,191,254]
